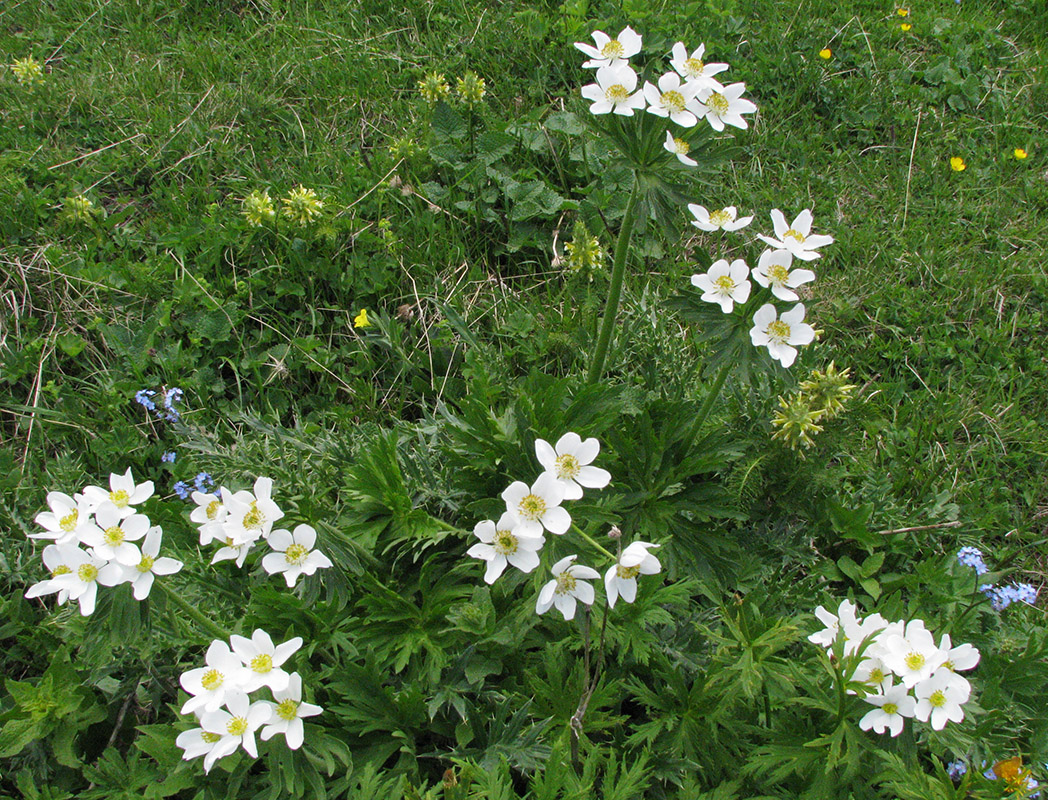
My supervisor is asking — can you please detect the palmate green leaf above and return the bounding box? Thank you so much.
[448,699,552,773]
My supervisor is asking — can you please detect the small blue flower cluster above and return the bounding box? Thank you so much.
[956,546,988,574]
[173,472,215,502]
[981,582,1039,611]
[957,547,1038,611]
[134,386,184,424]
[161,451,176,464]
[946,759,967,780]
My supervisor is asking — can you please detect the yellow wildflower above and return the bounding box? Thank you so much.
[10,56,44,85]
[819,48,832,60]
[61,194,98,225]
[1014,148,1028,160]
[455,71,487,107]
[897,7,910,16]
[353,309,371,328]
[950,157,966,172]
[417,72,451,104]
[281,186,324,225]
[771,394,825,452]
[900,22,912,31]
[242,189,276,227]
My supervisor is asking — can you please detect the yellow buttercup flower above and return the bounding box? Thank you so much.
[900,23,912,31]
[897,7,910,16]
[819,48,832,60]
[353,309,371,328]
[1014,148,1028,160]
[950,157,966,172]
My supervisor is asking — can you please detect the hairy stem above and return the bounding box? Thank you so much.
[679,357,734,456]
[586,177,642,385]
[156,580,231,641]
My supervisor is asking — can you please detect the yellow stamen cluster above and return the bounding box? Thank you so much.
[706,92,730,115]
[517,494,547,521]
[60,510,79,532]
[276,698,299,721]
[661,90,686,114]
[563,220,605,274]
[417,72,451,103]
[684,57,704,77]
[601,40,624,59]
[554,570,577,595]
[250,653,274,674]
[281,186,324,225]
[109,489,130,507]
[137,554,155,573]
[605,83,629,103]
[554,453,581,480]
[201,669,224,690]
[206,500,222,520]
[242,503,264,531]
[708,208,733,227]
[10,57,44,85]
[616,564,641,580]
[78,563,99,582]
[284,544,309,565]
[242,189,276,227]
[103,526,125,546]
[493,529,518,556]
[227,717,248,736]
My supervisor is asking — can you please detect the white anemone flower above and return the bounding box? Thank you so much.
[691,258,752,313]
[49,546,109,616]
[98,527,183,600]
[190,491,227,545]
[198,693,273,773]
[574,27,642,69]
[467,512,545,584]
[938,634,981,672]
[229,629,303,693]
[31,491,96,545]
[880,619,948,689]
[643,72,701,127]
[913,668,970,730]
[753,249,816,301]
[536,555,600,621]
[180,640,250,716]
[502,473,571,536]
[24,544,76,605]
[687,204,753,232]
[859,681,916,737]
[79,504,149,566]
[694,83,757,131]
[211,537,254,568]
[853,654,894,692]
[580,64,646,116]
[808,599,860,648]
[669,42,729,91]
[221,477,284,544]
[81,468,154,518]
[535,432,611,500]
[175,727,225,766]
[259,672,323,750]
[262,524,333,587]
[605,541,661,608]
[663,131,697,165]
[756,209,834,261]
[749,303,815,368]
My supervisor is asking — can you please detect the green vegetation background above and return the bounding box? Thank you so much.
[0,0,1046,797]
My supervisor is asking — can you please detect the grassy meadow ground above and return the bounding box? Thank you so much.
[1,0,1047,796]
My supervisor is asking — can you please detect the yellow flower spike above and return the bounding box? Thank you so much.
[1014,148,1028,160]
[900,22,912,31]
[281,185,324,225]
[353,309,371,328]
[771,394,825,452]
[417,72,451,104]
[819,48,832,60]
[950,156,966,172]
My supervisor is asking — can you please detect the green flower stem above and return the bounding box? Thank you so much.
[156,581,231,641]
[679,358,734,455]
[571,523,616,562]
[586,176,642,385]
